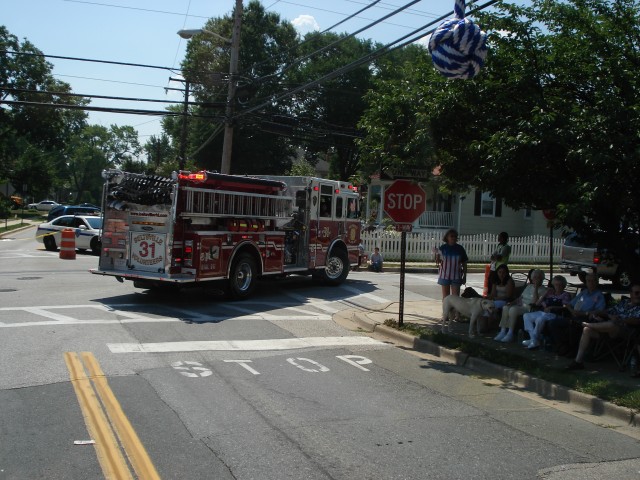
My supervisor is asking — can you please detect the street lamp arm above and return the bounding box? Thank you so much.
[177,28,232,45]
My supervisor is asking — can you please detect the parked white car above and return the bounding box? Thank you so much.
[28,200,60,211]
[36,215,102,255]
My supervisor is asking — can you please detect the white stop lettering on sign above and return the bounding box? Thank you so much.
[386,193,423,210]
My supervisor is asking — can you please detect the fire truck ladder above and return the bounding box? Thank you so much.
[181,187,294,219]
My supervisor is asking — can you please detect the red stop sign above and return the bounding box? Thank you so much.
[384,180,426,224]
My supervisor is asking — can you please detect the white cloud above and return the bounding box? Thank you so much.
[291,14,320,35]
[416,33,431,48]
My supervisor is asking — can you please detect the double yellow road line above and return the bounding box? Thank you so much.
[64,352,160,480]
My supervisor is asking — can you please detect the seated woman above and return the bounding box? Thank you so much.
[522,275,572,350]
[494,269,547,343]
[566,283,640,371]
[547,272,606,356]
[486,264,515,328]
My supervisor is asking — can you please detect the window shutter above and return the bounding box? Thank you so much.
[495,198,502,217]
[474,190,481,216]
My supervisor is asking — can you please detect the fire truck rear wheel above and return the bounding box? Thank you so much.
[319,249,349,285]
[228,253,257,300]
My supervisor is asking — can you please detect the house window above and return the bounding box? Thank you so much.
[474,190,502,217]
[480,192,495,217]
[524,207,532,219]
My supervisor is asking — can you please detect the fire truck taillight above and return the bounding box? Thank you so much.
[184,241,193,267]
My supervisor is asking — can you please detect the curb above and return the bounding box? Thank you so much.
[347,313,638,429]
[365,267,533,274]
[0,222,36,238]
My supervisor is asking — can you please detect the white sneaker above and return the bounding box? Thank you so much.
[528,341,540,350]
[522,339,531,346]
[500,334,514,343]
[494,332,506,341]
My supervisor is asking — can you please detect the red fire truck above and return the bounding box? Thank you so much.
[91,169,361,299]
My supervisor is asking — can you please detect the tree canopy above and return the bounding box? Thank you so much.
[3,0,639,253]
[179,0,299,175]
[358,0,640,237]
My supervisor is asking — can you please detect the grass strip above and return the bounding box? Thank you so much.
[0,223,31,235]
[384,319,640,411]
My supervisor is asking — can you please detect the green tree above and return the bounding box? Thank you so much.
[1,26,87,199]
[105,125,142,166]
[66,124,143,203]
[357,44,439,181]
[435,0,639,229]
[178,0,299,174]
[66,125,111,203]
[287,32,377,181]
[144,133,176,175]
[359,1,640,231]
[286,158,316,176]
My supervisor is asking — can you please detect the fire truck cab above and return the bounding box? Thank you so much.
[91,169,361,299]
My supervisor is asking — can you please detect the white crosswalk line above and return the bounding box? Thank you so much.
[0,302,333,327]
[22,307,79,322]
[341,285,389,304]
[282,291,340,313]
[107,336,387,353]
[406,274,438,282]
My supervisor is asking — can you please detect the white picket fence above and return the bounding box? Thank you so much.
[361,230,562,263]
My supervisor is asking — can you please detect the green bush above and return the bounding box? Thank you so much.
[0,198,11,219]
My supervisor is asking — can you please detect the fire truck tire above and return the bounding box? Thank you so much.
[43,235,57,251]
[318,248,349,285]
[227,253,257,300]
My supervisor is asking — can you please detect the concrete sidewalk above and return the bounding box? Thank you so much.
[335,298,639,430]
[0,217,39,237]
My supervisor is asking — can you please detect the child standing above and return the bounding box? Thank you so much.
[436,229,468,299]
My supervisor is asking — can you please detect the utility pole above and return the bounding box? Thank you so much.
[167,78,190,171]
[220,0,243,175]
[179,80,190,171]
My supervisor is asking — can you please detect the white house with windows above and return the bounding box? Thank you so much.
[364,178,551,236]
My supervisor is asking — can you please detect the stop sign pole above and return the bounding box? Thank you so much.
[384,180,426,326]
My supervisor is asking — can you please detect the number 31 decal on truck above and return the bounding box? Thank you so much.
[130,233,166,271]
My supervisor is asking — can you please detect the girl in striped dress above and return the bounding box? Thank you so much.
[436,229,468,299]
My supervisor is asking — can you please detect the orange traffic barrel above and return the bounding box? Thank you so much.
[59,228,76,260]
[482,264,491,297]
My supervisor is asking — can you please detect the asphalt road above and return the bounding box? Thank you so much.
[1,228,638,479]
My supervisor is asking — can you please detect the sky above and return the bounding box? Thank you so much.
[3,0,467,149]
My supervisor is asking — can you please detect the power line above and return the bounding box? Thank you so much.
[316,0,383,34]
[243,0,384,77]
[271,0,422,80]
[53,74,168,89]
[62,0,211,19]
[344,0,440,19]
[0,99,224,119]
[172,0,193,73]
[272,0,420,29]
[236,0,499,119]
[241,0,420,83]
[1,50,177,73]
[3,50,228,82]
[2,87,224,108]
